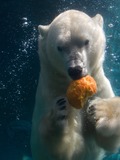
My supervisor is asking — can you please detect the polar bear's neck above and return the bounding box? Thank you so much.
[91,66,114,98]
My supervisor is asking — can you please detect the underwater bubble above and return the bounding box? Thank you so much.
[110,69,114,72]
[22,17,28,21]
[107,35,113,38]
[109,5,114,9]
[16,116,20,121]
[70,1,73,5]
[15,89,21,95]
[21,17,32,28]
[108,23,114,28]
[0,82,6,89]
[22,22,29,27]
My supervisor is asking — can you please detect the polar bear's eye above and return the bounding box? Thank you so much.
[84,40,89,46]
[57,46,63,52]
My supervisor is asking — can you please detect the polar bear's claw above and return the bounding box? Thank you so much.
[87,105,95,115]
[87,104,97,123]
[56,97,68,110]
[52,97,69,128]
[56,98,66,105]
[56,99,66,110]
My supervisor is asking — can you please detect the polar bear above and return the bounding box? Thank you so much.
[31,10,120,160]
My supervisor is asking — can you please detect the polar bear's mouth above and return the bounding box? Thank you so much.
[68,66,87,80]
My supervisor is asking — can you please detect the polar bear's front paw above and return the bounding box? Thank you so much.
[87,98,118,136]
[52,96,70,129]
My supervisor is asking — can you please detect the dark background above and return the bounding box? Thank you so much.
[0,0,120,159]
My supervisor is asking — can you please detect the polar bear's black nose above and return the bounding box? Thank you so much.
[68,66,83,80]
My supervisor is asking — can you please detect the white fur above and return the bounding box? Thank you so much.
[31,10,120,160]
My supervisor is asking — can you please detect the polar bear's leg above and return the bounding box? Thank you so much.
[87,97,120,151]
[36,96,84,160]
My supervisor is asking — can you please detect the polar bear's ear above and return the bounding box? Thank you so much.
[93,14,104,28]
[38,25,49,38]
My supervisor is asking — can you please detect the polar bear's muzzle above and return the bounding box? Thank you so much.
[68,66,87,80]
[66,51,87,80]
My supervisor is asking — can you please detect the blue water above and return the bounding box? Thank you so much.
[0,0,120,160]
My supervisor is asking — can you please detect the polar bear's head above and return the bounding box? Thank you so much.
[38,10,106,80]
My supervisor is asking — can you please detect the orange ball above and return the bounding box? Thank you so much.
[66,75,97,109]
